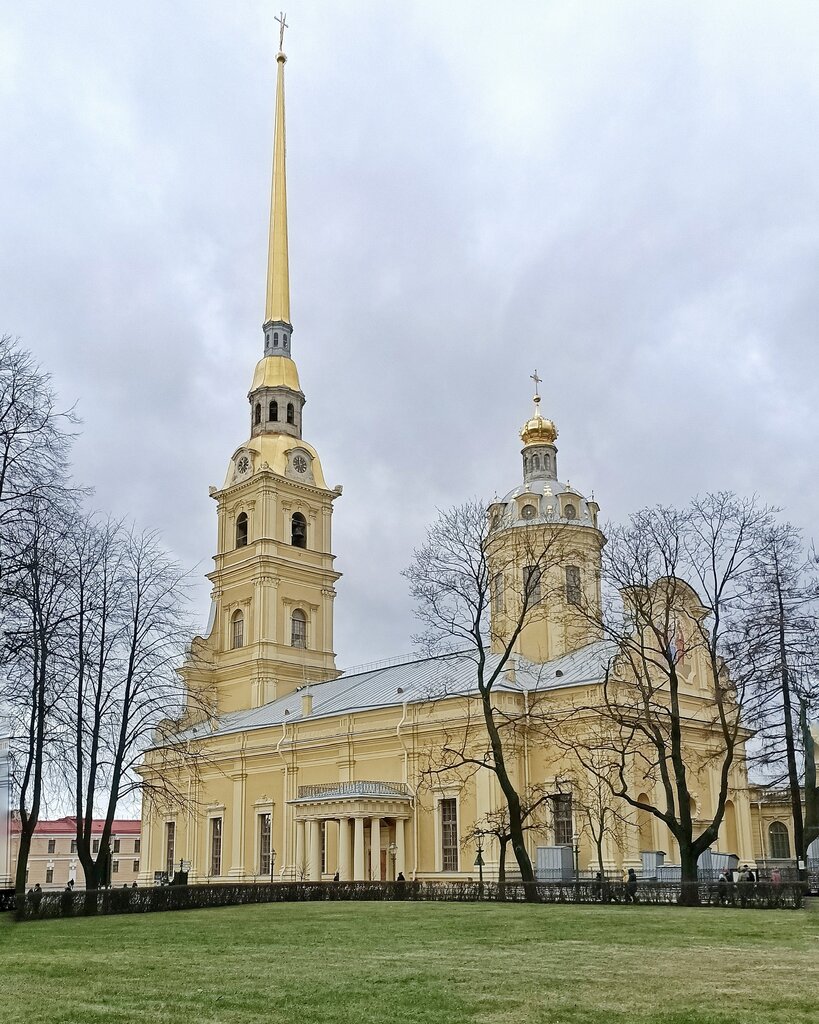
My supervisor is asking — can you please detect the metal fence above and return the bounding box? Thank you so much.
[12,877,804,921]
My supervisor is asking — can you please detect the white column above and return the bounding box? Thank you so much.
[395,818,406,877]
[295,819,305,879]
[308,819,322,881]
[370,817,382,881]
[353,817,366,880]
[338,818,351,881]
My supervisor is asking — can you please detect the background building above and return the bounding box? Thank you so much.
[10,818,142,890]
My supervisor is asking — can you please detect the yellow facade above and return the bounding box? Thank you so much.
[139,37,766,886]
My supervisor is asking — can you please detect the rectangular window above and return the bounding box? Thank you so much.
[523,565,541,605]
[92,839,100,854]
[134,839,141,854]
[165,821,176,879]
[113,838,121,854]
[565,566,581,606]
[440,798,458,872]
[46,868,54,884]
[259,813,272,876]
[553,793,573,846]
[47,839,56,854]
[112,860,119,874]
[210,817,223,877]
[70,840,77,854]
[491,573,505,615]
[133,860,140,873]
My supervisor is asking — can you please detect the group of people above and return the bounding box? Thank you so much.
[715,864,776,906]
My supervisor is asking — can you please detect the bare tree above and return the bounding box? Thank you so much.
[556,493,774,904]
[405,499,576,898]
[59,519,204,893]
[461,790,550,896]
[1,500,78,895]
[741,522,819,866]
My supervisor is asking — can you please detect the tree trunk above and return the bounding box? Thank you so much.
[776,577,805,873]
[15,828,33,897]
[678,842,700,906]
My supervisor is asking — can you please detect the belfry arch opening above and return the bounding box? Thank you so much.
[291,512,307,548]
[236,512,248,548]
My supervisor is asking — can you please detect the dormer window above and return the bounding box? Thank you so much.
[291,512,307,548]
[236,512,248,548]
[521,504,537,520]
[564,503,577,520]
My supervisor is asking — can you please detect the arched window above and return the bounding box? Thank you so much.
[231,610,244,650]
[254,403,261,426]
[564,503,577,520]
[236,512,248,548]
[532,454,541,471]
[273,332,279,346]
[291,512,307,548]
[286,403,295,425]
[544,453,551,471]
[769,821,790,859]
[269,400,278,422]
[637,794,653,852]
[291,608,307,648]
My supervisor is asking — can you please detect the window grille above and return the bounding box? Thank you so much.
[441,798,458,872]
[566,565,581,606]
[291,609,307,648]
[259,813,272,875]
[769,821,790,859]
[165,822,175,879]
[210,818,223,877]
[553,793,573,845]
[523,565,541,605]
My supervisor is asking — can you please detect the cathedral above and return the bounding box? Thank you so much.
[138,36,769,885]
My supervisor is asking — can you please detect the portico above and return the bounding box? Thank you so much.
[290,781,412,881]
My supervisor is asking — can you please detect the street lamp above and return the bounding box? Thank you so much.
[474,839,485,893]
[387,842,397,880]
[572,833,580,885]
[270,848,277,884]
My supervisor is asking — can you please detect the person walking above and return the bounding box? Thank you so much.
[625,867,639,904]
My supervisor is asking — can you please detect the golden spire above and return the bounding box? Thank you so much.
[520,370,558,446]
[265,12,291,326]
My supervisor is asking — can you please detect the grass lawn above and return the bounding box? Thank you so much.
[0,902,816,1024]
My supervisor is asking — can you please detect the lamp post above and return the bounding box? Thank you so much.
[474,839,485,895]
[388,841,397,881]
[572,833,580,885]
[270,848,276,884]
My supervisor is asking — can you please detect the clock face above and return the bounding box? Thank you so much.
[293,455,307,474]
[236,455,250,476]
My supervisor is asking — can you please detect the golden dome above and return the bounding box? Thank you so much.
[520,395,558,446]
[250,355,302,393]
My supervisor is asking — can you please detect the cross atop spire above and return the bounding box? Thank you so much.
[530,370,541,397]
[275,11,288,53]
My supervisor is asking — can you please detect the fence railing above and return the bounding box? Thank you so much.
[296,781,410,799]
[13,877,804,921]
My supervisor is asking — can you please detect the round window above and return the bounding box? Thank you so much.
[564,503,577,520]
[521,504,537,519]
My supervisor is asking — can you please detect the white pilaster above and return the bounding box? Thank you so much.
[308,819,322,881]
[353,816,365,880]
[395,818,406,877]
[338,818,352,881]
[370,817,382,881]
[295,819,305,879]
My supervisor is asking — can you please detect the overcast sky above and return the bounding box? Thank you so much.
[2,1,819,670]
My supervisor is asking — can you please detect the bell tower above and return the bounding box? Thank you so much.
[486,375,605,664]
[184,24,342,715]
